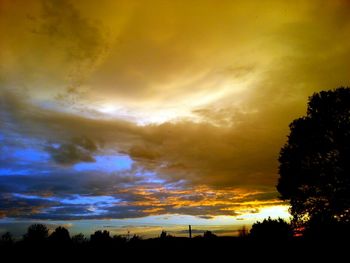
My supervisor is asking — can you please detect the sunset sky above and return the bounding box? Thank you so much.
[1,0,350,237]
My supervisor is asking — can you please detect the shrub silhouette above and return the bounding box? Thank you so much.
[250,217,293,240]
[278,87,350,231]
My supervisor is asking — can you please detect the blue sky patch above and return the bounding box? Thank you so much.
[12,148,50,163]
[74,154,133,173]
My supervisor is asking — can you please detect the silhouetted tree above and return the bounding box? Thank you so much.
[250,217,293,240]
[49,226,71,244]
[278,87,350,229]
[23,224,49,243]
[160,230,167,239]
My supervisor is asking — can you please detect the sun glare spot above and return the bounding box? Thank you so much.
[99,104,117,114]
[239,205,291,222]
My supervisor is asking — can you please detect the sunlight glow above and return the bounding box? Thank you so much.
[238,205,291,222]
[98,104,118,114]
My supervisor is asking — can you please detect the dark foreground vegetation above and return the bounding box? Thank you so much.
[0,219,349,260]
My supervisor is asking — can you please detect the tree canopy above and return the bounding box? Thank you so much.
[23,224,49,242]
[49,226,71,244]
[277,87,350,228]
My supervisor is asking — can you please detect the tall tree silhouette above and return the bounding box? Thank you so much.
[160,230,167,239]
[23,224,49,243]
[277,87,350,229]
[49,226,71,244]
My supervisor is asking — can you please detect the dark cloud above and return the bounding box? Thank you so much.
[47,136,98,165]
[0,169,145,197]
[0,193,58,219]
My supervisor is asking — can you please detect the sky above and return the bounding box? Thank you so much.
[1,0,350,238]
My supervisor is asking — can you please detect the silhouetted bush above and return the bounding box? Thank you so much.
[250,217,293,240]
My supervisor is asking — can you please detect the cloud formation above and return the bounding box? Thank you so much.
[47,136,98,165]
[1,0,350,224]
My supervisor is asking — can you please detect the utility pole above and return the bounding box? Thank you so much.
[189,225,192,239]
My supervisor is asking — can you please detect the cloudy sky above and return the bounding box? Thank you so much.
[1,0,350,237]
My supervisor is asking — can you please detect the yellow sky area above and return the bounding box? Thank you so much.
[102,204,290,237]
[2,0,350,125]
